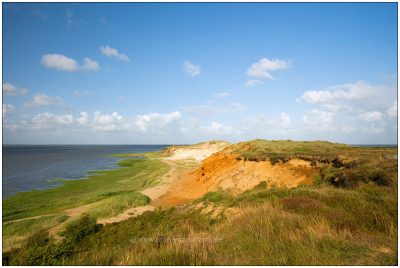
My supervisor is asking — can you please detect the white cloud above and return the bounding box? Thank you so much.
[239,112,293,138]
[183,61,201,77]
[321,103,352,113]
[73,90,94,97]
[299,80,396,136]
[3,104,15,118]
[245,79,263,87]
[359,111,383,122]
[387,101,397,118]
[214,92,231,98]
[3,82,28,96]
[82,58,100,71]
[100,45,130,62]
[205,121,233,135]
[302,109,334,131]
[41,54,100,72]
[42,54,78,71]
[23,112,74,129]
[279,112,291,128]
[246,58,290,80]
[76,111,89,126]
[24,93,64,108]
[134,111,181,131]
[92,111,126,131]
[301,81,377,104]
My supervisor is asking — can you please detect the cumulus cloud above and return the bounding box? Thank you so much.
[183,61,201,77]
[279,112,291,128]
[41,54,100,72]
[246,58,290,80]
[359,111,383,122]
[205,122,233,135]
[76,111,89,126]
[245,79,263,87]
[92,111,127,131]
[3,82,28,96]
[387,101,397,118]
[73,90,94,96]
[24,93,64,107]
[298,80,396,137]
[82,58,100,71]
[301,81,378,104]
[302,109,334,131]
[100,46,130,62]
[240,112,293,137]
[134,111,182,132]
[214,92,231,98]
[41,54,78,71]
[23,112,74,129]
[3,104,15,118]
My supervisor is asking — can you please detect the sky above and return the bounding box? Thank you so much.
[2,3,398,144]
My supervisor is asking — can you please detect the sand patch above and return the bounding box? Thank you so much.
[164,141,229,162]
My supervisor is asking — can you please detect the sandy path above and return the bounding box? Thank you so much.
[4,213,59,224]
[98,159,182,224]
[97,205,155,224]
[140,160,179,201]
[8,159,190,242]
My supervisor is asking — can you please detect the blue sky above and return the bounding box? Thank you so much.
[3,3,398,144]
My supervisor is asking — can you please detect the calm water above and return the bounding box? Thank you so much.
[3,145,169,198]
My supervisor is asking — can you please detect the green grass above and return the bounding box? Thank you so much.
[5,181,397,265]
[230,139,397,163]
[227,140,397,188]
[3,214,68,250]
[2,139,397,265]
[3,158,168,222]
[85,192,150,219]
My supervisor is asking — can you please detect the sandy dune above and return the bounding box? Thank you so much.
[164,141,229,162]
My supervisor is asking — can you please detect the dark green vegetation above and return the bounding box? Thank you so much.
[3,140,398,265]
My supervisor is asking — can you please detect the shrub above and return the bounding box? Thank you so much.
[202,192,223,203]
[24,228,51,248]
[64,213,101,244]
[368,169,392,186]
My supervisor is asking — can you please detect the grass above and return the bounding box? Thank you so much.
[2,139,398,265]
[85,192,150,219]
[5,182,397,265]
[230,139,397,163]
[3,158,168,222]
[227,140,397,188]
[3,214,68,250]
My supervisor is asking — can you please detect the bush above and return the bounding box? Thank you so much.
[202,192,223,203]
[368,169,392,186]
[64,213,101,244]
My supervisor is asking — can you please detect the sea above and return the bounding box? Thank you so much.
[2,145,169,198]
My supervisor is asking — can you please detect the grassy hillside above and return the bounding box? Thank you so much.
[3,140,398,265]
[228,140,397,188]
[3,158,168,250]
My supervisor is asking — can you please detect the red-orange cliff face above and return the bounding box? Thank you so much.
[156,152,315,207]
